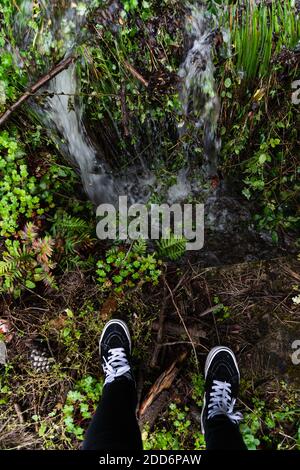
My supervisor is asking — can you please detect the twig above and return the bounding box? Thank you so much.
[204,280,220,345]
[136,366,144,411]
[199,304,223,317]
[124,60,149,87]
[167,271,189,298]
[8,441,41,450]
[152,320,206,341]
[191,268,212,280]
[0,55,75,127]
[13,403,25,425]
[150,276,167,368]
[161,341,208,352]
[0,417,11,435]
[165,279,199,371]
[120,82,129,137]
[278,431,296,442]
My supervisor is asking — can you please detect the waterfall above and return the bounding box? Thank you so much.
[45,64,117,205]
[10,0,225,206]
[3,0,284,263]
[178,2,221,178]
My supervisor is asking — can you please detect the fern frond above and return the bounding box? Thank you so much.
[132,238,147,255]
[52,213,90,235]
[0,223,57,296]
[64,235,87,255]
[41,271,58,289]
[0,260,17,277]
[156,235,186,261]
[106,246,120,258]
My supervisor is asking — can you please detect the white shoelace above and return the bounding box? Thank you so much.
[103,347,130,385]
[207,380,243,424]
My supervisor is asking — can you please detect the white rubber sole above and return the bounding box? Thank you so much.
[200,346,240,434]
[99,319,132,356]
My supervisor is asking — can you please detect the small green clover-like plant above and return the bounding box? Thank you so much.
[240,420,261,450]
[143,403,192,450]
[213,296,231,320]
[121,0,138,13]
[191,373,205,407]
[240,403,262,450]
[0,130,75,237]
[169,403,191,437]
[0,130,41,236]
[143,425,180,451]
[62,376,103,440]
[194,431,206,450]
[0,364,12,406]
[60,308,82,349]
[96,240,162,294]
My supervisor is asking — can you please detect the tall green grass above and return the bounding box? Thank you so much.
[229,0,300,81]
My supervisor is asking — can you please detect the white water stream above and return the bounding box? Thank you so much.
[6,0,284,262]
[38,0,223,205]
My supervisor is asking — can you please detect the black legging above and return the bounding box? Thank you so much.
[82,378,247,450]
[82,378,142,450]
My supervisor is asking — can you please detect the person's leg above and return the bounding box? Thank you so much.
[201,346,247,450]
[82,319,143,451]
[204,415,247,450]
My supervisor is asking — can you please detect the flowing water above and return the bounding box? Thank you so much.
[178,2,222,178]
[14,0,223,206]
[45,64,117,205]
[7,0,285,264]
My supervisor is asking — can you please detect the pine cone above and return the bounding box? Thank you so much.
[30,348,52,373]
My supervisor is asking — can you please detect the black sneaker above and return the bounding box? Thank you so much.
[99,319,134,386]
[201,346,242,434]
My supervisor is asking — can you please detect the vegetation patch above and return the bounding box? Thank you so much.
[0,0,299,452]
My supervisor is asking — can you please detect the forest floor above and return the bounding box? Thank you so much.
[0,0,299,452]
[1,254,299,450]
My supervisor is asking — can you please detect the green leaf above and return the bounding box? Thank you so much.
[242,188,251,200]
[113,275,122,284]
[224,78,232,88]
[258,154,267,165]
[25,280,36,289]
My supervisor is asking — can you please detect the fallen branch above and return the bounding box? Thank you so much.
[0,55,75,127]
[139,351,187,421]
[139,390,170,430]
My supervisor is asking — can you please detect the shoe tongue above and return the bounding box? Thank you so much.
[216,365,232,385]
[109,335,123,350]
